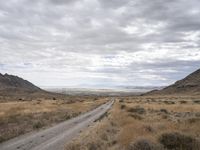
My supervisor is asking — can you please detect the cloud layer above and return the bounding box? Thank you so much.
[0,0,200,87]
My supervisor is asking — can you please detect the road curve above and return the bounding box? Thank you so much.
[0,100,114,150]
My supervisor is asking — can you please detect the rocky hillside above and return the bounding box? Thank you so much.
[146,69,200,95]
[0,73,41,93]
[0,73,68,101]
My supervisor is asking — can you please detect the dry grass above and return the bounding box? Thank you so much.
[65,103,120,150]
[65,95,200,150]
[0,97,108,142]
[117,96,200,149]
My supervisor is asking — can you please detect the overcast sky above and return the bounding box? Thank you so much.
[0,0,200,88]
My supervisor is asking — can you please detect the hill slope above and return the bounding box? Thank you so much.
[0,73,41,92]
[146,69,200,95]
[0,73,67,101]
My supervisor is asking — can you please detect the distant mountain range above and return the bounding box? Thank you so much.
[146,69,200,95]
[1,68,200,97]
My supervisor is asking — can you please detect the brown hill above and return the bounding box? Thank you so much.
[146,69,200,95]
[0,73,67,101]
[0,73,41,93]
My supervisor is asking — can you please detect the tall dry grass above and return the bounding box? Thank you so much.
[65,96,200,150]
[0,98,108,142]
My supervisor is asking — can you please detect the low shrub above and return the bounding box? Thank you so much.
[187,118,200,124]
[66,143,81,150]
[193,100,200,104]
[159,132,200,150]
[143,125,154,132]
[180,100,187,104]
[119,99,124,103]
[87,142,101,150]
[163,101,175,105]
[128,107,146,114]
[128,139,162,150]
[195,112,200,117]
[94,98,98,101]
[160,109,168,114]
[129,114,143,120]
[162,114,168,119]
[121,104,126,109]
[33,121,44,129]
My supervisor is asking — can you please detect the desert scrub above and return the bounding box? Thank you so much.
[160,109,169,114]
[87,142,102,150]
[119,99,124,103]
[33,121,44,129]
[66,124,118,150]
[66,143,82,150]
[127,139,163,150]
[127,106,146,114]
[163,101,175,105]
[129,114,143,120]
[143,125,154,133]
[179,100,187,104]
[186,117,200,124]
[120,104,126,109]
[159,132,200,150]
[65,107,119,150]
[193,100,200,104]
[0,98,107,143]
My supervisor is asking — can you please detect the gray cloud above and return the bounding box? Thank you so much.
[47,0,79,5]
[99,0,130,8]
[0,0,200,87]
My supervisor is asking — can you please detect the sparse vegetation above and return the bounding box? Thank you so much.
[127,106,146,114]
[163,101,175,105]
[127,139,162,150]
[159,132,200,150]
[121,104,126,109]
[187,117,200,124]
[119,99,124,103]
[0,97,108,143]
[193,100,200,104]
[65,103,119,150]
[129,114,143,120]
[160,109,168,114]
[33,121,44,129]
[65,96,200,150]
[180,100,187,104]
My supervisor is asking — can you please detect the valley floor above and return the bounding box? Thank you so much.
[0,97,108,142]
[66,96,200,150]
[0,101,113,150]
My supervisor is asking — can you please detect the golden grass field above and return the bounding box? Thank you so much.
[0,97,108,142]
[66,96,200,150]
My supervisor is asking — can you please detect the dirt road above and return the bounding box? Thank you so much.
[0,100,114,150]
